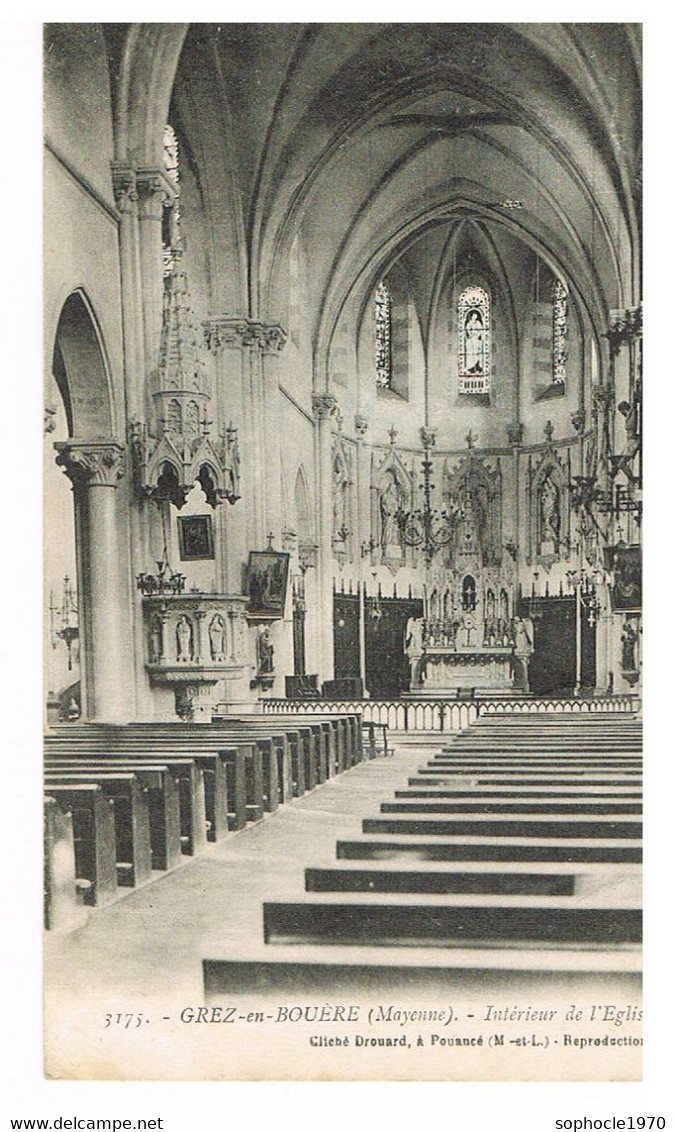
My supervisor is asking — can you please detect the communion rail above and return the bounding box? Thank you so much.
[262,695,639,734]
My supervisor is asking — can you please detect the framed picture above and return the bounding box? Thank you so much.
[177,514,215,561]
[247,550,290,618]
[607,545,641,611]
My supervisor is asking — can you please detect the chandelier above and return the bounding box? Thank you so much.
[396,438,460,564]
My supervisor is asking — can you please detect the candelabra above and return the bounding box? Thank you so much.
[136,559,186,597]
[396,443,460,564]
[50,575,79,670]
[566,566,604,626]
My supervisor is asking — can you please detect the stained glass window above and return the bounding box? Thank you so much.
[552,278,568,384]
[162,124,181,278]
[374,280,392,388]
[458,286,490,394]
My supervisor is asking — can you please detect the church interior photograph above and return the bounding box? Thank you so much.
[43,22,643,1080]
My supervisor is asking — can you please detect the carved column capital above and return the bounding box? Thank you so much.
[136,169,176,221]
[571,409,586,433]
[354,413,369,439]
[312,393,338,422]
[420,426,437,450]
[257,322,288,354]
[55,439,126,488]
[111,164,138,215]
[203,316,287,354]
[506,422,523,446]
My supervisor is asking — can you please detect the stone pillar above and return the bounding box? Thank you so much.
[55,440,127,722]
[313,392,338,685]
[354,413,369,690]
[136,170,175,384]
[204,317,287,553]
[506,423,523,607]
[259,324,288,547]
[112,166,150,720]
[111,166,145,416]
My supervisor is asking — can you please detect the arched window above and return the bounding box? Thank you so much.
[552,278,568,385]
[458,286,490,394]
[162,123,181,277]
[374,280,392,388]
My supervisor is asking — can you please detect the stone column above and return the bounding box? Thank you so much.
[113,166,150,719]
[136,170,175,384]
[204,317,282,552]
[55,440,127,722]
[354,413,369,690]
[259,324,288,549]
[111,166,145,416]
[506,423,523,608]
[313,392,338,685]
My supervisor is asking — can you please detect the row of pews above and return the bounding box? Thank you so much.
[258,712,642,956]
[44,712,362,931]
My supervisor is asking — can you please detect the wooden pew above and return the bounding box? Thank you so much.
[45,747,208,855]
[44,795,88,931]
[46,738,249,837]
[44,772,152,887]
[48,729,269,819]
[45,761,183,870]
[46,784,118,906]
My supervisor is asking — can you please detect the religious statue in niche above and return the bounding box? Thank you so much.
[149,615,164,664]
[208,614,225,662]
[484,589,497,645]
[621,617,640,675]
[497,589,511,645]
[257,626,274,674]
[379,471,404,555]
[176,615,193,662]
[538,473,561,555]
[463,309,485,374]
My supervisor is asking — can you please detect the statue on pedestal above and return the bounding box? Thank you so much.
[176,615,193,662]
[258,626,274,674]
[209,614,226,662]
[513,616,535,691]
[404,616,425,688]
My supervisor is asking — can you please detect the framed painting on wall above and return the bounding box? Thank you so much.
[247,550,290,618]
[177,514,215,561]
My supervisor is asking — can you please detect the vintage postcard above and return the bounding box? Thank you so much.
[42,21,643,1083]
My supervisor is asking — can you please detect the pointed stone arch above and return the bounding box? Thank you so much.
[52,290,115,438]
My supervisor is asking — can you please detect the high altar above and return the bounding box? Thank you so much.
[401,449,535,695]
[404,613,534,694]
